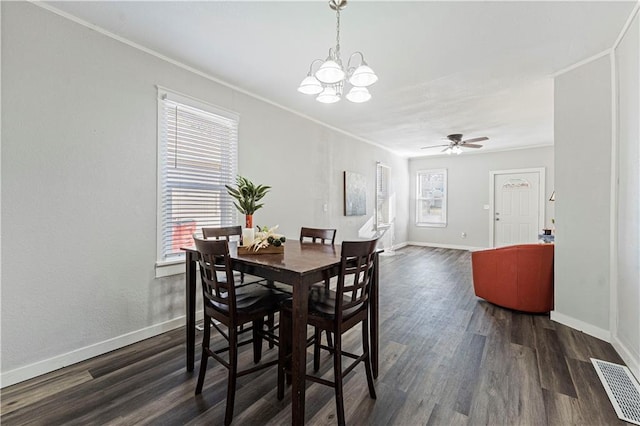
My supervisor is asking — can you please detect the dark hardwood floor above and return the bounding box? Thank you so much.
[1,246,630,425]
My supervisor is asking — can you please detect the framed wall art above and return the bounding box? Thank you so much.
[343,171,366,216]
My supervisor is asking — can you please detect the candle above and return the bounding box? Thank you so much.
[242,228,254,247]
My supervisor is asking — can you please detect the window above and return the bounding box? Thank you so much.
[375,163,391,229]
[416,169,447,227]
[156,87,238,270]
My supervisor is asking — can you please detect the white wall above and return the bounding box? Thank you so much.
[408,146,554,249]
[0,2,409,386]
[235,107,409,244]
[553,56,613,336]
[614,10,640,378]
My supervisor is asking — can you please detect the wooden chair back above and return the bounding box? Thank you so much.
[194,237,238,321]
[202,225,242,242]
[335,239,378,320]
[299,227,336,245]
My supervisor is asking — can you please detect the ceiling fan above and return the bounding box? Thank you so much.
[421,134,489,155]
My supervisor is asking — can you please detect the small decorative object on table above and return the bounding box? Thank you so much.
[238,225,286,255]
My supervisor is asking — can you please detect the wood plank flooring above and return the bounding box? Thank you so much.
[1,246,630,425]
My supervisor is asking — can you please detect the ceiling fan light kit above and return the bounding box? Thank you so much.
[298,0,378,104]
[446,145,463,155]
[421,133,490,155]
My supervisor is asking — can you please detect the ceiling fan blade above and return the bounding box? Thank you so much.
[462,136,488,144]
[441,147,450,153]
[420,144,449,149]
[462,143,483,148]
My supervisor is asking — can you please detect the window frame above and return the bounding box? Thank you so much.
[416,169,448,227]
[375,162,391,230]
[155,86,239,277]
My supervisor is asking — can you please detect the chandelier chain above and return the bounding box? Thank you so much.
[335,7,341,63]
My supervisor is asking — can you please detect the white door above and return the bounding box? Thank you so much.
[492,170,543,247]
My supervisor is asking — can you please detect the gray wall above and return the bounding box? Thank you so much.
[554,56,612,333]
[408,146,554,249]
[0,2,409,384]
[614,12,640,377]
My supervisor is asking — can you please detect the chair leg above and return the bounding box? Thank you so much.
[225,326,238,426]
[322,278,334,351]
[195,316,211,395]
[252,319,264,364]
[277,311,292,401]
[266,313,275,349]
[313,327,321,372]
[333,332,345,426]
[325,330,334,351]
[361,318,377,399]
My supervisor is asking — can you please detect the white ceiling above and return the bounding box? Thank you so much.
[45,1,636,158]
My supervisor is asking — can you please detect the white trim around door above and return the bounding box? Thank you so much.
[489,167,546,248]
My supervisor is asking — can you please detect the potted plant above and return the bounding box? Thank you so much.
[225,175,271,229]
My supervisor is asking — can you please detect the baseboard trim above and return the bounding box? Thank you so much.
[394,242,409,250]
[611,336,640,382]
[385,241,409,251]
[407,241,486,251]
[0,314,199,388]
[550,311,611,342]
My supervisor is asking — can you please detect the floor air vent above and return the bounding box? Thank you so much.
[591,358,640,425]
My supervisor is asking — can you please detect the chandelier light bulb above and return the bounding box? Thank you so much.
[297,75,323,95]
[346,86,371,103]
[349,64,378,87]
[316,86,341,104]
[315,60,345,84]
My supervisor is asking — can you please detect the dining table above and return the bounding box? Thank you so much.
[182,240,380,425]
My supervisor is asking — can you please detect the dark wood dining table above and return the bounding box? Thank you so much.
[182,240,379,425]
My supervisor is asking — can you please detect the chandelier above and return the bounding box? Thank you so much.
[297,0,378,104]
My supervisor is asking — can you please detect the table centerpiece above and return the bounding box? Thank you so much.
[237,225,286,255]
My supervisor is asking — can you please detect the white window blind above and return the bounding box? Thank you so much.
[157,88,238,264]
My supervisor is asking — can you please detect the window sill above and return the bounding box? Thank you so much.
[155,258,185,278]
[415,223,447,228]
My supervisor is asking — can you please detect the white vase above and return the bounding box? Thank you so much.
[242,228,255,247]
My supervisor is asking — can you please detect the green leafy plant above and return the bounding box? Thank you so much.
[225,175,271,215]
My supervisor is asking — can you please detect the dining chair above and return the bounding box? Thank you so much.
[299,227,336,290]
[202,226,254,287]
[299,226,337,245]
[202,225,243,240]
[193,237,286,426]
[202,226,275,347]
[277,238,379,426]
[299,227,338,348]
